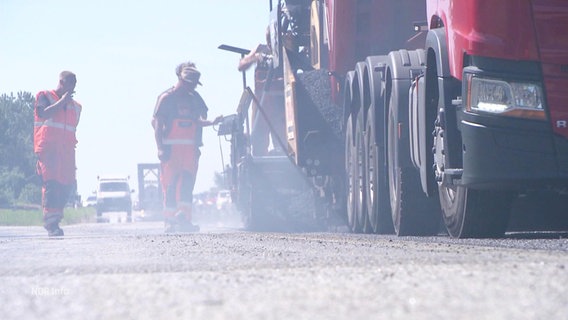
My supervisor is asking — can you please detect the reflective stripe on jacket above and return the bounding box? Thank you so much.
[161,118,200,174]
[162,119,197,146]
[34,90,81,152]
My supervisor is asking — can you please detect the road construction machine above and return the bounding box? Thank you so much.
[219,0,568,237]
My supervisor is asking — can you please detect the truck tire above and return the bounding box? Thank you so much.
[345,114,360,232]
[386,70,440,236]
[365,107,394,234]
[355,112,370,232]
[387,147,439,236]
[439,186,514,238]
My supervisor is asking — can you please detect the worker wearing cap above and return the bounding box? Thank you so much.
[152,62,222,233]
[34,71,82,237]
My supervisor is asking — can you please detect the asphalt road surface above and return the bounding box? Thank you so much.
[1,210,567,320]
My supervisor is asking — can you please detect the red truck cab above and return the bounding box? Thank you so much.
[420,0,568,237]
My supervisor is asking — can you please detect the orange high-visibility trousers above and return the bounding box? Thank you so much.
[36,145,76,225]
[160,119,200,221]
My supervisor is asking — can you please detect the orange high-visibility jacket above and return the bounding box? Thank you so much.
[33,90,81,153]
[162,118,199,173]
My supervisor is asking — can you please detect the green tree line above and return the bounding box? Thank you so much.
[0,92,41,207]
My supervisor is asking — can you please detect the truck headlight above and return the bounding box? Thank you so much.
[467,77,546,120]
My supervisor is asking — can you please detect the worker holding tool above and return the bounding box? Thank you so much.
[153,61,222,233]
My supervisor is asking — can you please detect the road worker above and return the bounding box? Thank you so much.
[34,71,81,237]
[152,62,222,233]
[238,27,286,156]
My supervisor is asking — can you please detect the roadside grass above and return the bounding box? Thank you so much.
[0,206,96,226]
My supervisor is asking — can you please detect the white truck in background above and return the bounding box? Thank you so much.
[96,175,133,221]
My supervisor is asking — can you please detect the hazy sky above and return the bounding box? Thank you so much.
[0,0,270,199]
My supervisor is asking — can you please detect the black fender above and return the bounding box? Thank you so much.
[425,28,463,184]
[425,28,451,78]
[364,56,388,114]
[354,61,367,123]
[386,49,426,169]
[364,55,389,170]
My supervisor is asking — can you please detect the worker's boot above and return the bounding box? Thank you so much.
[163,208,178,233]
[44,212,64,237]
[164,218,177,233]
[46,224,65,237]
[177,220,200,232]
[175,204,199,232]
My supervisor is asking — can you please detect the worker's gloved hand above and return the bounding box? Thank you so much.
[158,147,171,161]
[213,115,224,126]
